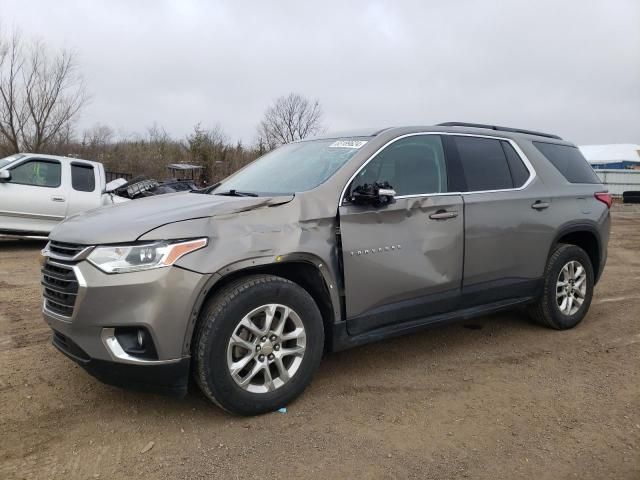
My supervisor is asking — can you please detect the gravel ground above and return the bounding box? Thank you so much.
[0,205,639,479]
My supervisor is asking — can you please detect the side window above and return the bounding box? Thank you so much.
[9,160,61,187]
[351,135,447,197]
[533,141,601,184]
[71,163,96,192]
[454,136,513,191]
[501,141,530,188]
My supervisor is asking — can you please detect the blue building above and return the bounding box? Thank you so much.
[579,144,640,170]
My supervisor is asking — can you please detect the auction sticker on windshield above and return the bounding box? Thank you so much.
[329,140,368,149]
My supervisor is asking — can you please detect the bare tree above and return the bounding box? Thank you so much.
[0,29,87,154]
[0,30,22,154]
[257,93,324,149]
[82,123,113,147]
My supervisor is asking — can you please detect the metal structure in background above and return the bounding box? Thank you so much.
[167,163,204,182]
[594,169,640,197]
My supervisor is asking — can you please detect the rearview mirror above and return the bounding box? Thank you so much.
[350,181,396,207]
[0,170,10,182]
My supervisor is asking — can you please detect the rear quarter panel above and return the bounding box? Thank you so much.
[517,139,611,273]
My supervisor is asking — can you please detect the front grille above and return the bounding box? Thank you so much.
[42,260,79,317]
[48,241,88,260]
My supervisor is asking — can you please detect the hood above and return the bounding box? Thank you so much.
[50,191,294,244]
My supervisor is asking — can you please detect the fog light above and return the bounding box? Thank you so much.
[113,326,158,360]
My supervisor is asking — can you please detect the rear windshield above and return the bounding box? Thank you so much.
[214,138,368,195]
[533,142,601,184]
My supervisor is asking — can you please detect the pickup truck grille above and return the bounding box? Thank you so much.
[42,260,79,317]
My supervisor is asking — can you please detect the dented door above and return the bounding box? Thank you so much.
[339,194,464,334]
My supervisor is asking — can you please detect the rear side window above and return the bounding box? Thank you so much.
[533,142,601,184]
[453,136,513,191]
[71,163,96,192]
[501,141,530,188]
[9,160,61,187]
[352,135,447,196]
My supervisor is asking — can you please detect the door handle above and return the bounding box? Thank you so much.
[51,196,66,202]
[531,200,550,210]
[429,210,458,220]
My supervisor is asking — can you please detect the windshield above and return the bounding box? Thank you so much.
[214,138,369,195]
[0,154,25,169]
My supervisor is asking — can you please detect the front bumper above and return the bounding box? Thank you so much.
[52,330,191,396]
[42,259,208,395]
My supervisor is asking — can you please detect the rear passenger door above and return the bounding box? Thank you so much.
[446,135,553,304]
[339,134,464,335]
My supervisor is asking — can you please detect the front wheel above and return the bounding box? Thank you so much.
[193,274,324,415]
[528,244,595,329]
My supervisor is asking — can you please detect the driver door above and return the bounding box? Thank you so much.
[0,158,67,234]
[338,134,464,335]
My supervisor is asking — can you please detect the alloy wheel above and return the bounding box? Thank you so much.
[226,304,306,394]
[556,260,587,316]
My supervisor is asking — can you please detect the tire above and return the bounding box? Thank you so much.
[193,274,324,415]
[528,244,594,330]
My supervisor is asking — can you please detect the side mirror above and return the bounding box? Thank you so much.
[350,181,396,207]
[0,170,10,182]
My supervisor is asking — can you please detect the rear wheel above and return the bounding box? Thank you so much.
[193,274,324,415]
[529,244,594,329]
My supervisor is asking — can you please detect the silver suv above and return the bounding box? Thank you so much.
[42,123,611,415]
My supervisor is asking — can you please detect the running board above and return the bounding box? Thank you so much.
[330,296,534,352]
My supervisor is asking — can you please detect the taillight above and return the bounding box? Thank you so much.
[594,192,612,209]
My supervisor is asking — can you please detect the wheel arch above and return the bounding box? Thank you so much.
[183,254,342,356]
[551,222,603,283]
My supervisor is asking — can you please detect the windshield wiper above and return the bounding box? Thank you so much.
[214,189,259,197]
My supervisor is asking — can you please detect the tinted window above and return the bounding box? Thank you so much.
[9,160,61,187]
[533,142,601,184]
[454,136,513,191]
[501,141,530,188]
[352,135,447,196]
[71,163,95,192]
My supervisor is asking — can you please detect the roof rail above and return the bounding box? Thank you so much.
[437,122,562,140]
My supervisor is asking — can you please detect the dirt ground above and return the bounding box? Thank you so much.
[1,206,639,480]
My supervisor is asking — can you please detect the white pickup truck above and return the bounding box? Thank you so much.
[0,153,129,238]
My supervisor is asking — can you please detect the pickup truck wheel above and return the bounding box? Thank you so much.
[193,274,324,415]
[529,244,594,330]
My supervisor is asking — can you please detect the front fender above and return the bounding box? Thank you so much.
[178,253,343,356]
[138,202,343,354]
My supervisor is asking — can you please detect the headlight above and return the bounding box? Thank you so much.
[87,238,208,273]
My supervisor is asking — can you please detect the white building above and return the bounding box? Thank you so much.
[579,144,640,169]
[578,144,640,197]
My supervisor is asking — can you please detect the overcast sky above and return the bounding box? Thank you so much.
[1,0,638,145]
